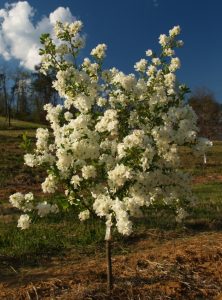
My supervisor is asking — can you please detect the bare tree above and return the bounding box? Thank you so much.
[0,71,11,127]
[188,87,221,138]
[31,65,57,122]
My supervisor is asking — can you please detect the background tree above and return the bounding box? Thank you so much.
[31,65,57,122]
[188,87,221,138]
[15,71,31,119]
[0,71,11,126]
[0,65,58,125]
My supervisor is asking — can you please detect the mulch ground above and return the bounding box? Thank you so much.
[0,231,222,300]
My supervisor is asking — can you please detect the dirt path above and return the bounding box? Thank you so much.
[1,231,222,299]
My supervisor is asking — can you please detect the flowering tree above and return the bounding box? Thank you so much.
[9,21,211,292]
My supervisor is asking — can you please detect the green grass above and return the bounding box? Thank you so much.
[0,116,46,130]
[0,133,37,188]
[190,182,222,221]
[1,181,222,265]
[179,141,222,175]
[0,129,37,137]
[0,207,106,265]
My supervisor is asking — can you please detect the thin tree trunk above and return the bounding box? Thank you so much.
[2,75,8,123]
[106,238,113,294]
[8,104,11,127]
[105,215,113,294]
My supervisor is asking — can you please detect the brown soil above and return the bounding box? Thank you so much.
[192,174,222,185]
[0,231,222,300]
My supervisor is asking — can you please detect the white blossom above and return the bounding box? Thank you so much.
[36,201,59,217]
[169,57,181,72]
[95,109,118,134]
[24,153,37,167]
[159,34,169,46]
[17,214,31,230]
[145,49,153,56]
[42,174,57,193]
[91,43,107,59]
[93,194,112,217]
[82,165,96,179]
[9,192,24,209]
[134,59,147,72]
[71,175,82,189]
[108,164,132,188]
[169,25,181,37]
[152,58,161,66]
[69,20,83,35]
[79,209,90,221]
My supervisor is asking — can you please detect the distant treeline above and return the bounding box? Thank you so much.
[0,65,58,125]
[188,87,222,140]
[0,68,221,139]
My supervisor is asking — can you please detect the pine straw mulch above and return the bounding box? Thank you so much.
[0,230,222,300]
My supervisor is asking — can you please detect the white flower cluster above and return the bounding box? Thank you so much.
[108,164,132,189]
[91,43,107,60]
[17,214,31,230]
[10,21,212,239]
[82,165,96,179]
[36,201,59,217]
[9,192,58,229]
[9,192,34,212]
[42,174,58,193]
[78,209,90,221]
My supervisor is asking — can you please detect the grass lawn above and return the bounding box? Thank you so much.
[0,116,46,130]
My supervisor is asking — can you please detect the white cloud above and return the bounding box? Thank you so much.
[0,1,75,70]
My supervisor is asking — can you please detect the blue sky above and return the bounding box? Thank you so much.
[0,0,221,101]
